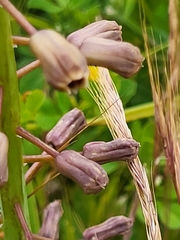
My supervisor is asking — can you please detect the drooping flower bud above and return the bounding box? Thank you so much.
[83,216,133,240]
[29,30,89,93]
[67,20,122,48]
[83,138,140,164]
[80,38,144,78]
[46,108,86,150]
[39,200,63,240]
[55,150,109,194]
[0,132,8,188]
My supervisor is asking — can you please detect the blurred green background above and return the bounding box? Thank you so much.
[11,0,180,239]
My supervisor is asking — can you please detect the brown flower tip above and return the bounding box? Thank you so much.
[0,132,8,188]
[83,216,133,240]
[55,150,109,194]
[67,20,122,48]
[29,30,89,93]
[83,138,140,164]
[46,108,86,150]
[80,38,144,78]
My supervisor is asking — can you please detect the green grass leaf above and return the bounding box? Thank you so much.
[25,90,46,115]
[28,0,63,13]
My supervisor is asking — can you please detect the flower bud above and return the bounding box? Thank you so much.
[0,132,8,188]
[83,216,133,240]
[39,200,63,240]
[55,150,109,194]
[67,20,122,48]
[83,138,140,164]
[29,30,89,93]
[80,38,144,78]
[46,108,86,149]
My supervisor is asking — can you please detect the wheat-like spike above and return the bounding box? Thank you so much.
[168,0,179,92]
[142,0,180,202]
[87,66,162,240]
[148,57,180,202]
[167,0,180,200]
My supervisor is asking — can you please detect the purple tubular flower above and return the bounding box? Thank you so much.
[39,200,63,240]
[55,150,109,194]
[80,38,144,78]
[83,216,134,240]
[67,20,122,48]
[83,138,140,164]
[46,108,86,150]
[29,30,89,93]
[67,20,144,78]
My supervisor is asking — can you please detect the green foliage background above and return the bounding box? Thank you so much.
[9,0,180,239]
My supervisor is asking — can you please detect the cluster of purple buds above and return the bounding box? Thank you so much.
[44,108,139,195]
[41,107,139,239]
[23,19,143,239]
[29,20,144,93]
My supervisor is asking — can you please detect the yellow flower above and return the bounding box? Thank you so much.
[88,66,100,81]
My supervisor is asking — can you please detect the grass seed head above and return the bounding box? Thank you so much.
[87,67,162,240]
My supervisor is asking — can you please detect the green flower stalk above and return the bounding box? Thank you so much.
[0,8,29,240]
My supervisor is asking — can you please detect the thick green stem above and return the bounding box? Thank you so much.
[0,8,29,240]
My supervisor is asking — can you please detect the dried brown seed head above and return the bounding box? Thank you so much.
[55,150,109,194]
[0,132,8,188]
[29,30,89,93]
[67,20,122,48]
[83,138,140,164]
[80,38,144,78]
[83,216,133,240]
[46,108,86,149]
